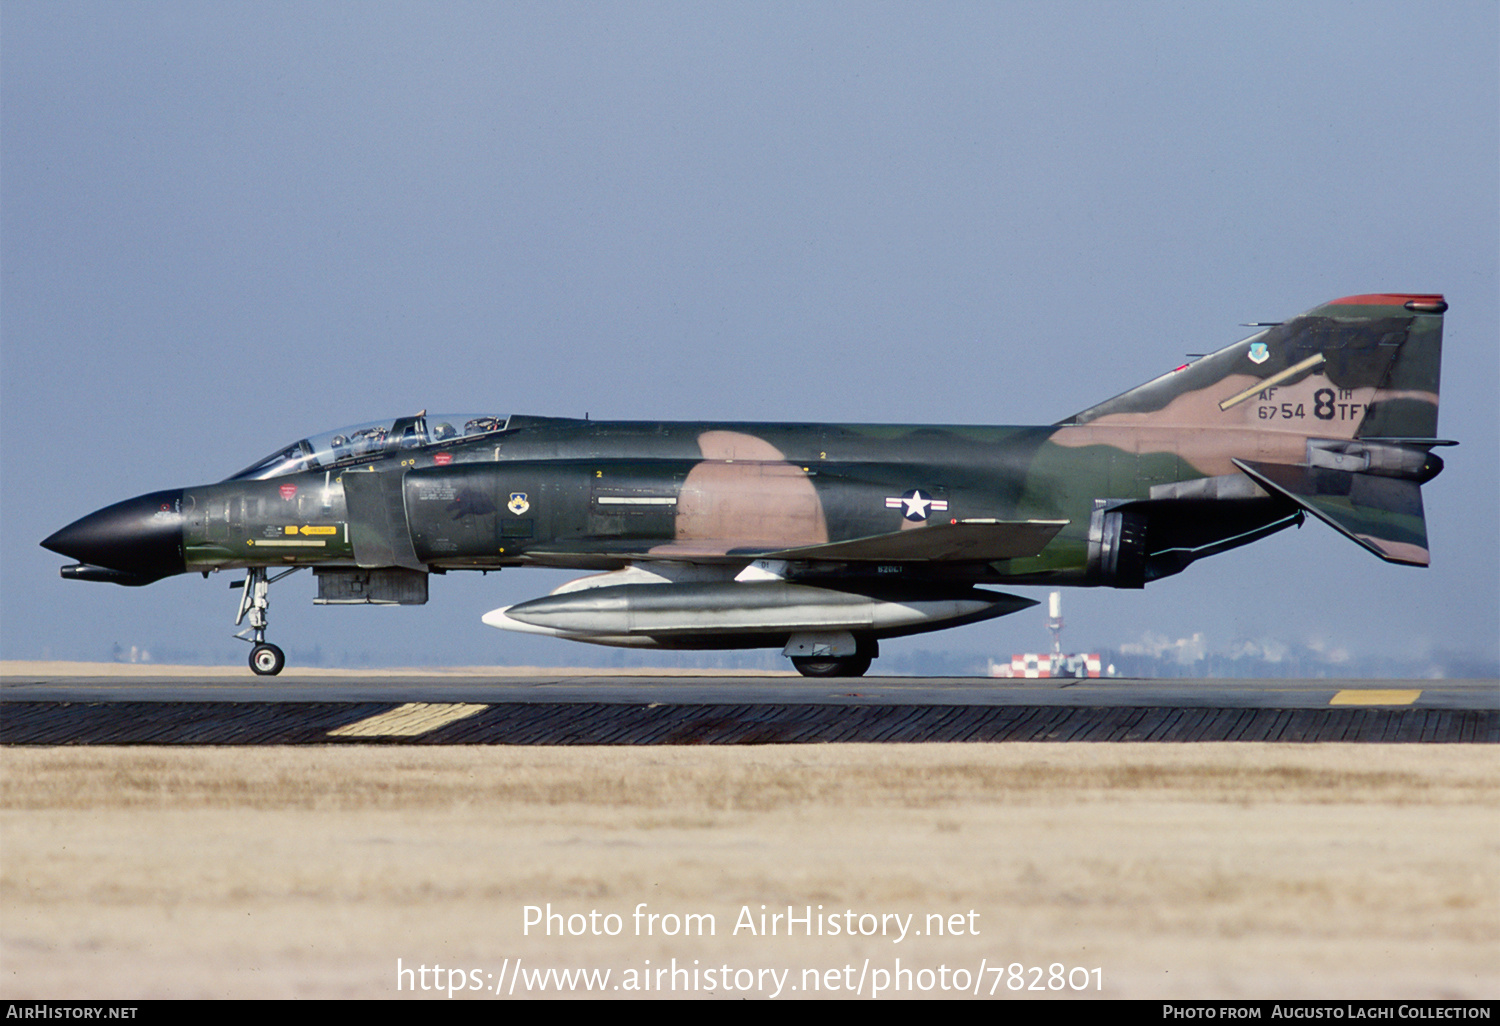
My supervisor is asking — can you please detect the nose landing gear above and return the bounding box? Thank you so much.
[233,567,300,675]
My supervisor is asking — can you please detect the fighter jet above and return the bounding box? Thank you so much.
[43,293,1450,676]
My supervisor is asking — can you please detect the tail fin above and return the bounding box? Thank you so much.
[1060,292,1446,442]
[1057,293,1449,567]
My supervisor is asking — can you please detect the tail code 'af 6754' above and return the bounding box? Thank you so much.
[43,294,1451,676]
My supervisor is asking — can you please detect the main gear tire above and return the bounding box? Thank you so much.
[790,654,872,678]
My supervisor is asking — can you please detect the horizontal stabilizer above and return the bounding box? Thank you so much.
[1233,459,1429,566]
[768,519,1069,562]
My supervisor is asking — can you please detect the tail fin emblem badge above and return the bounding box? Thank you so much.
[1248,342,1270,364]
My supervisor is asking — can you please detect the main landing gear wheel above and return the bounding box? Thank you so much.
[250,643,285,676]
[790,654,873,678]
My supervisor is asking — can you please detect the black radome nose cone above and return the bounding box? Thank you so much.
[42,489,186,578]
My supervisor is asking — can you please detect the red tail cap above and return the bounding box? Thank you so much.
[1329,293,1447,313]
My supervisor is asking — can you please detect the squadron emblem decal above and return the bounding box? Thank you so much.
[1248,341,1270,364]
[885,489,948,522]
[508,492,530,515]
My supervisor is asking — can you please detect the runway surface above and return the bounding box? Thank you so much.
[3,669,1495,744]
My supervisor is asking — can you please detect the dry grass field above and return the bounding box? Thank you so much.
[1,743,1496,999]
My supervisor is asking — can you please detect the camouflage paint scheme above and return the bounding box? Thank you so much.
[43,294,1449,676]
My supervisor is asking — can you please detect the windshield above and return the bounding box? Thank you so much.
[226,413,507,480]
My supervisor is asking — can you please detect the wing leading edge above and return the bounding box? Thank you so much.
[767,519,1069,563]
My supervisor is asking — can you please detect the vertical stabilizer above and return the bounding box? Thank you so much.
[1060,293,1446,443]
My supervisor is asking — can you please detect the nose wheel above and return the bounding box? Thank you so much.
[250,643,286,676]
[233,567,300,675]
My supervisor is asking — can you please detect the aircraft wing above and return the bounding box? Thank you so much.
[519,518,1069,566]
[767,519,1069,562]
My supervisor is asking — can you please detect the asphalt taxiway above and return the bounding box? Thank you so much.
[2,669,1495,744]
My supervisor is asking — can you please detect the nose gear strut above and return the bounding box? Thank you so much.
[233,567,301,675]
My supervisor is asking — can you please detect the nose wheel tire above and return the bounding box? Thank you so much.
[250,643,285,676]
[790,654,872,678]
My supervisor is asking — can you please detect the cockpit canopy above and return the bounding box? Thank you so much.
[226,413,506,481]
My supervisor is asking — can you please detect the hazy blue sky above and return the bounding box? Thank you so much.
[4,2,1496,672]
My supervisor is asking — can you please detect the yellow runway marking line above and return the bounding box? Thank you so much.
[328,702,489,737]
[1329,689,1421,706]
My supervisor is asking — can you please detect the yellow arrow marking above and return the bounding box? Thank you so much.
[1330,689,1421,706]
[300,525,338,535]
[328,703,489,737]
